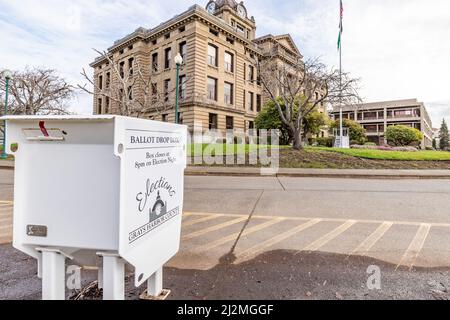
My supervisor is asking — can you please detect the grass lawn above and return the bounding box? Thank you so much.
[312,147,450,161]
[188,143,287,156]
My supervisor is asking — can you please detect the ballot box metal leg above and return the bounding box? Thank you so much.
[98,266,103,289]
[98,253,125,300]
[139,267,170,300]
[38,248,69,300]
[147,267,163,296]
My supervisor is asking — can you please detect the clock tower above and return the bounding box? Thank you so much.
[205,0,256,40]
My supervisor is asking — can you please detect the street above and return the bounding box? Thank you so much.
[1,168,450,299]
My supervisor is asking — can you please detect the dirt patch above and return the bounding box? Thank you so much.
[279,149,450,169]
[190,149,450,170]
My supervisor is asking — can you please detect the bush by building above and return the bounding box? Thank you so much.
[385,125,423,147]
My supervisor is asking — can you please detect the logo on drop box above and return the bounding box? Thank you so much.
[128,177,180,244]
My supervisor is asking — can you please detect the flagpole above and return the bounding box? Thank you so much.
[339,0,343,148]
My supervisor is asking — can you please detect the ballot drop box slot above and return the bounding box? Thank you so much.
[4,115,187,299]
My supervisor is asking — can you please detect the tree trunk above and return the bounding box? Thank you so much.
[293,129,302,150]
[293,117,304,151]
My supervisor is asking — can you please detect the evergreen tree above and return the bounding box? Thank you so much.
[439,119,449,150]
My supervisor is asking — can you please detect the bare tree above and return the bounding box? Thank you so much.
[255,56,361,150]
[79,49,192,118]
[0,68,74,116]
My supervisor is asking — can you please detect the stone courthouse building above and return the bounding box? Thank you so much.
[91,0,323,132]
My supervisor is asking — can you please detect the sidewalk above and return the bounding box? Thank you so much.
[0,160,14,169]
[186,166,450,179]
[2,160,450,179]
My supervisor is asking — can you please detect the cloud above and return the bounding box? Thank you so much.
[0,0,449,128]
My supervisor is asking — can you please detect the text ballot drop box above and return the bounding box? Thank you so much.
[3,115,187,300]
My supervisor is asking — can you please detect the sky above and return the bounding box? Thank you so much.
[0,0,449,128]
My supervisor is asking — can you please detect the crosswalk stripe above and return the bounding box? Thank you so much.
[197,218,285,252]
[182,214,222,228]
[349,222,393,257]
[396,223,431,271]
[182,216,248,240]
[237,219,322,262]
[184,211,450,228]
[302,220,357,252]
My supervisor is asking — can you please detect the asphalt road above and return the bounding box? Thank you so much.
[1,168,450,300]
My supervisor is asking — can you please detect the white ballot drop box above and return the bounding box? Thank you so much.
[3,115,187,300]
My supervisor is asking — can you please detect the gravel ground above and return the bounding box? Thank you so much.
[1,244,449,300]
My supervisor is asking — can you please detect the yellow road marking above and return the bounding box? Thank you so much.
[396,223,431,271]
[349,222,393,257]
[302,220,357,252]
[182,214,222,228]
[237,219,322,262]
[198,218,285,252]
[182,216,248,240]
[184,212,450,228]
[182,212,194,218]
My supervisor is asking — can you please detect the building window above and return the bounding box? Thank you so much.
[226,116,234,130]
[226,37,235,45]
[224,51,234,73]
[98,75,103,90]
[208,44,218,67]
[248,65,254,82]
[209,113,218,130]
[179,41,187,63]
[164,48,172,69]
[128,57,134,76]
[162,114,168,122]
[236,24,245,34]
[105,97,110,114]
[164,33,170,39]
[152,39,157,45]
[119,61,125,79]
[243,90,246,109]
[224,82,234,105]
[152,52,158,72]
[179,26,185,33]
[249,121,254,130]
[98,98,102,114]
[207,77,217,101]
[164,79,171,102]
[128,45,133,51]
[106,72,110,89]
[128,86,133,100]
[248,92,254,111]
[179,75,186,100]
[243,64,246,81]
[256,94,262,112]
[151,83,158,102]
[178,112,184,125]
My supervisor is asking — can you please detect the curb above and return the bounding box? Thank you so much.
[0,161,14,169]
[185,167,450,180]
[3,162,449,179]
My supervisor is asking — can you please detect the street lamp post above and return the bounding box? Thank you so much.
[1,70,12,159]
[174,53,183,124]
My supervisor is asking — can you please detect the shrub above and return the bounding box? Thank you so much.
[364,142,377,146]
[385,125,423,146]
[330,119,367,145]
[317,137,334,147]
